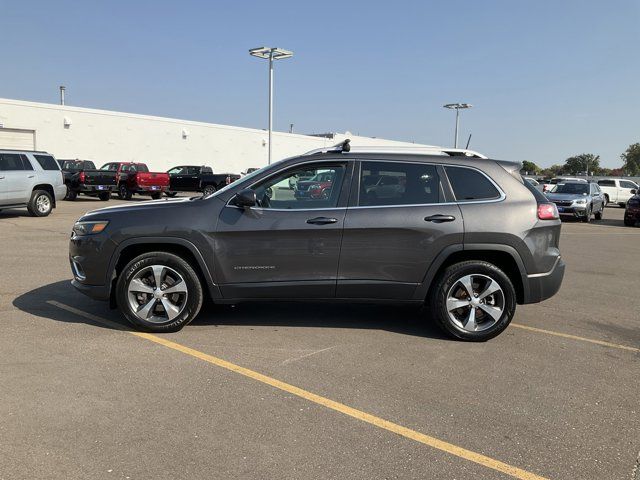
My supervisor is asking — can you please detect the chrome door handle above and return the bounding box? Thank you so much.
[306,217,338,225]
[424,214,456,223]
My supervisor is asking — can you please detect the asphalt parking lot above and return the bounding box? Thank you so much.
[1,198,638,480]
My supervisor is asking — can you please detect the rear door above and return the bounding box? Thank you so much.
[0,153,33,204]
[215,161,352,299]
[336,160,463,299]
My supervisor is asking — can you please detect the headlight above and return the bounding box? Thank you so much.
[573,199,587,205]
[73,221,109,236]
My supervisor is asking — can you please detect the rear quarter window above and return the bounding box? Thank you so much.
[445,166,501,201]
[34,155,60,171]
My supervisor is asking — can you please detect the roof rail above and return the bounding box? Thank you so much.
[302,140,487,159]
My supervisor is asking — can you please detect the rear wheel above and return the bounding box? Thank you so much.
[202,184,216,196]
[603,194,609,206]
[151,192,162,200]
[98,192,111,201]
[27,190,53,217]
[65,189,78,201]
[116,252,203,332]
[429,261,516,341]
[118,183,132,200]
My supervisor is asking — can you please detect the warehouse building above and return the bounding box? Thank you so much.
[0,97,430,173]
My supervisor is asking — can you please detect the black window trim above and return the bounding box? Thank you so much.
[226,158,354,212]
[349,159,505,209]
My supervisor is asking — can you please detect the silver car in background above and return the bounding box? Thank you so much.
[545,181,605,222]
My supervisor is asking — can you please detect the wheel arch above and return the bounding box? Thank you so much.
[108,238,220,308]
[32,184,56,207]
[416,244,527,304]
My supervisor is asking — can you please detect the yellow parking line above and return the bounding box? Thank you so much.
[511,323,639,353]
[47,300,548,480]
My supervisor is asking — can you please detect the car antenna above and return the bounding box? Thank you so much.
[465,134,472,149]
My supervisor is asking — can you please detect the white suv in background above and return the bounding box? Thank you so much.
[596,178,639,207]
[0,150,66,217]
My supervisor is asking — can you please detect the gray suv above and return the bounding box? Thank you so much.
[69,141,565,341]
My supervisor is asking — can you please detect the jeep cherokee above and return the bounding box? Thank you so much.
[69,141,565,341]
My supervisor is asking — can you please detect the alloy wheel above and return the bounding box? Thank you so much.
[36,194,51,213]
[446,274,505,332]
[127,265,188,324]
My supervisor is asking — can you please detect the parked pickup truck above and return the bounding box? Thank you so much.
[101,162,170,200]
[596,178,639,207]
[165,165,240,197]
[58,160,116,201]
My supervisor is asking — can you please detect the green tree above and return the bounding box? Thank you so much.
[520,160,541,175]
[564,154,600,175]
[621,143,640,176]
[541,164,564,177]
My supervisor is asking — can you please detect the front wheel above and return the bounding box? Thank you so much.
[429,261,516,341]
[581,206,592,223]
[594,205,603,220]
[116,252,204,332]
[118,184,132,200]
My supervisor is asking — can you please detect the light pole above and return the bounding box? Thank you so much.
[249,46,294,164]
[443,103,472,148]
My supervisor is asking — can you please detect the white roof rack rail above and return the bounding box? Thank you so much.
[302,139,487,159]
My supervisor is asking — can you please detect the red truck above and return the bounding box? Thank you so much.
[100,162,170,200]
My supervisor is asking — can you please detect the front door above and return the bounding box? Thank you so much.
[337,160,463,299]
[215,161,352,299]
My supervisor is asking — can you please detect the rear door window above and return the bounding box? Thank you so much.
[445,166,501,201]
[620,180,637,189]
[34,155,60,171]
[358,161,442,206]
[0,153,25,170]
[20,155,34,170]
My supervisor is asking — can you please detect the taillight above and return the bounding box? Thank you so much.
[538,203,559,220]
[79,172,85,183]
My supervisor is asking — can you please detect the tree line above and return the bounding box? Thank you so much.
[521,143,640,177]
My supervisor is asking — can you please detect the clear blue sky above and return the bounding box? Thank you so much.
[1,0,638,167]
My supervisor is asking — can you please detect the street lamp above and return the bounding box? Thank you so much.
[443,103,472,148]
[249,46,294,164]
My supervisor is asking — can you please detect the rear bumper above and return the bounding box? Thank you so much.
[523,257,565,304]
[136,186,168,194]
[80,185,116,193]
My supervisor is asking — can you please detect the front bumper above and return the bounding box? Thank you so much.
[71,279,110,301]
[523,257,565,304]
[137,186,168,194]
[69,233,117,302]
[555,205,588,218]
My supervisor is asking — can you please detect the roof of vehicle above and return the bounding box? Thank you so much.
[302,139,488,159]
[0,149,52,154]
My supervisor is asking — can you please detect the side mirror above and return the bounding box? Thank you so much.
[233,188,256,208]
[631,189,637,195]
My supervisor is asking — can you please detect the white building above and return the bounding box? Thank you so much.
[0,97,429,173]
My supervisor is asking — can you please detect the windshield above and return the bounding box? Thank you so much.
[552,183,589,194]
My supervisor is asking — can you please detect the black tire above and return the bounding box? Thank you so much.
[202,184,217,196]
[27,189,54,217]
[581,206,592,223]
[594,205,603,220]
[116,252,204,332]
[428,261,517,341]
[118,183,132,200]
[98,192,111,201]
[624,217,635,227]
[151,192,162,200]
[165,191,178,198]
[619,203,626,208]
[65,189,78,201]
